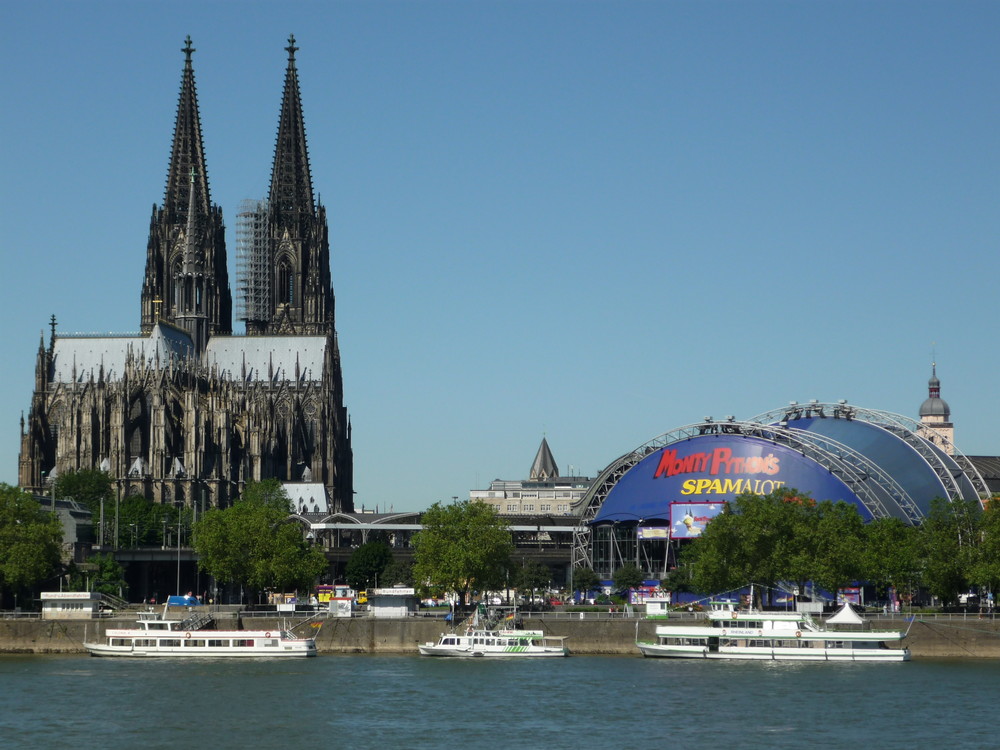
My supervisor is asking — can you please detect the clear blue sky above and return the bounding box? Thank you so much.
[2,1,998,512]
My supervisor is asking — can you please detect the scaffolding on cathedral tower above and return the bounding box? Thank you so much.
[235,198,270,326]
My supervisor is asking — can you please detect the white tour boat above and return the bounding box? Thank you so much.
[637,600,909,662]
[84,606,317,658]
[419,627,569,657]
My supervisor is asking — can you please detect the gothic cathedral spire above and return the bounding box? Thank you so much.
[250,35,334,336]
[141,36,232,346]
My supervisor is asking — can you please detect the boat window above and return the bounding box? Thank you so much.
[208,639,230,647]
[186,640,206,647]
[160,639,181,647]
[235,639,254,647]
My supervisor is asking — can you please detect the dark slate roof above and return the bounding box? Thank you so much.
[967,456,1000,494]
[530,437,559,480]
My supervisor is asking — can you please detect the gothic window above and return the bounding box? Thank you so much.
[277,259,293,305]
[127,394,150,460]
[165,400,184,460]
[230,429,245,485]
[171,257,183,312]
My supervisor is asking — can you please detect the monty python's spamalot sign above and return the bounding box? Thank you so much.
[593,435,865,524]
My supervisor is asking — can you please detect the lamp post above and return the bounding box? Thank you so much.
[176,506,182,597]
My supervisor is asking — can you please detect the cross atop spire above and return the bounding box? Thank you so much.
[285,34,298,61]
[182,35,195,62]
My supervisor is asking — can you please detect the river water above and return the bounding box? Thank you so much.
[1,654,996,749]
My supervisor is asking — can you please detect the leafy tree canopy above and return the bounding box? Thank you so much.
[345,541,394,590]
[969,500,1000,599]
[861,516,921,599]
[67,552,127,597]
[514,560,551,595]
[920,497,980,605]
[119,495,189,547]
[412,500,512,601]
[681,488,868,605]
[572,566,601,595]
[0,483,63,595]
[613,562,645,592]
[381,558,414,588]
[54,469,113,516]
[192,479,326,600]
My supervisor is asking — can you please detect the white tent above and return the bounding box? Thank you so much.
[827,601,865,626]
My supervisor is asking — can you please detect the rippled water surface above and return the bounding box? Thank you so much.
[1,654,997,749]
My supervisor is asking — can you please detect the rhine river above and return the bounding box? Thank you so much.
[1,654,997,749]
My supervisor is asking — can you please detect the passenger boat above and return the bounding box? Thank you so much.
[636,600,909,662]
[418,627,570,657]
[83,606,317,658]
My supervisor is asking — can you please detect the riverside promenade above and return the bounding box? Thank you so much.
[2,610,999,658]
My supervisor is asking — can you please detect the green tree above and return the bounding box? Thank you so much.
[0,484,63,601]
[920,497,979,606]
[514,560,551,601]
[682,488,829,606]
[967,500,1000,605]
[345,541,394,590]
[67,552,127,597]
[119,495,180,547]
[613,562,645,593]
[381,558,414,587]
[54,469,113,516]
[193,479,327,602]
[572,566,601,599]
[412,500,512,603]
[861,516,921,603]
[659,566,695,595]
[808,500,865,597]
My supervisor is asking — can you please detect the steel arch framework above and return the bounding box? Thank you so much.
[571,404,990,574]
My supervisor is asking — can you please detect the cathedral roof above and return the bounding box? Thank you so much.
[50,323,193,382]
[204,335,328,382]
[49,325,329,384]
[284,482,330,515]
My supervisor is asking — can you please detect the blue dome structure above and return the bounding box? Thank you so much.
[574,403,990,578]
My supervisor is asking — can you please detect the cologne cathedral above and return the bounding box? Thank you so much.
[18,36,354,513]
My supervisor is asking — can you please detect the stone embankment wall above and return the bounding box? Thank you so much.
[1,614,998,658]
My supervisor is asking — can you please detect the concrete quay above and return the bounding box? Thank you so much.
[1,614,998,658]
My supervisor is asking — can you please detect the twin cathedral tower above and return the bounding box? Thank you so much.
[19,37,354,512]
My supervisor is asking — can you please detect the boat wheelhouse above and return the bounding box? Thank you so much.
[637,601,909,662]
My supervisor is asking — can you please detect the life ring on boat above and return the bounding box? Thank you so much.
[265,631,271,638]
[184,632,191,639]
[795,631,802,638]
